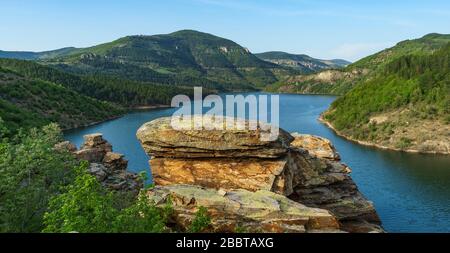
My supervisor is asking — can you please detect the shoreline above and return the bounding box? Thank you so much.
[318,114,450,155]
[63,105,172,132]
[131,104,171,110]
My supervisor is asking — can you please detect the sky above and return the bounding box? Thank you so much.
[1,0,449,61]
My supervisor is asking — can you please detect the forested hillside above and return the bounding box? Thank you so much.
[256,51,350,73]
[270,33,450,95]
[323,43,450,153]
[0,59,195,107]
[39,30,293,90]
[0,66,123,133]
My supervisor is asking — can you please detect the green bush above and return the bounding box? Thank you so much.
[188,206,211,233]
[0,123,77,232]
[43,162,172,233]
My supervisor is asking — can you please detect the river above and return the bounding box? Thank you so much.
[64,93,450,232]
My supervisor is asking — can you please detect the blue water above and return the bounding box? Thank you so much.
[64,94,450,232]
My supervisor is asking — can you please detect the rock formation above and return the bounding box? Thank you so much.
[290,133,341,160]
[56,134,142,194]
[147,185,340,233]
[137,116,383,233]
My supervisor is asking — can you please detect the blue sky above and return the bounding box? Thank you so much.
[1,0,449,61]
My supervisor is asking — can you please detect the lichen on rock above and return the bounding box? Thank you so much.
[137,116,384,233]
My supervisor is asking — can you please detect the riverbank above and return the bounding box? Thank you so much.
[132,104,171,110]
[63,105,172,132]
[318,115,450,155]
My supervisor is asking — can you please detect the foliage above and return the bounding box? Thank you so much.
[0,123,78,232]
[0,58,196,108]
[271,33,450,95]
[256,51,349,73]
[325,43,450,142]
[349,33,450,70]
[42,163,171,233]
[188,206,211,233]
[38,30,287,89]
[0,65,124,134]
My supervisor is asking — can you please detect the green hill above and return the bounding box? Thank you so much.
[0,66,123,133]
[270,33,450,95]
[255,51,350,73]
[349,33,450,70]
[0,59,195,107]
[37,30,292,90]
[322,43,450,154]
[0,58,207,134]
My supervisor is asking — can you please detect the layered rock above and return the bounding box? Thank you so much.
[57,134,142,194]
[290,133,341,160]
[137,116,298,195]
[74,133,112,162]
[137,116,293,159]
[137,116,383,233]
[146,184,341,233]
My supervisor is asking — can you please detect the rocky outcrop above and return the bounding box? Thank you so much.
[137,116,293,159]
[290,133,340,160]
[57,134,142,194]
[147,184,341,233]
[137,116,383,233]
[137,116,297,195]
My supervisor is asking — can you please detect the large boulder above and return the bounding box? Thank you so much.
[136,117,383,232]
[137,116,293,159]
[146,184,341,233]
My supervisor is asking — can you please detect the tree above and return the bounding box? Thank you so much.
[0,124,77,232]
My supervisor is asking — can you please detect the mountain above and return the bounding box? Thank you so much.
[322,41,450,154]
[29,30,293,90]
[270,33,450,95]
[255,51,350,73]
[0,47,78,60]
[0,64,123,133]
[349,33,450,70]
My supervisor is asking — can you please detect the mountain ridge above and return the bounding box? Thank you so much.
[268,33,450,95]
[255,51,350,73]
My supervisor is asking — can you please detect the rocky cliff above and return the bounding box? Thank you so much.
[137,116,383,233]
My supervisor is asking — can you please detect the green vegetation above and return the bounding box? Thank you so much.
[272,33,450,95]
[188,206,212,233]
[0,58,196,107]
[324,43,450,149]
[349,33,450,70]
[0,123,77,232]
[256,51,350,73]
[39,30,293,90]
[0,64,124,134]
[43,163,171,233]
[0,121,172,233]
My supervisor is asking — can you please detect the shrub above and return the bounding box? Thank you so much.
[188,206,211,233]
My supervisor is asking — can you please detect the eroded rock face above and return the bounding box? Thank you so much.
[146,184,341,233]
[74,133,112,162]
[57,134,142,194]
[137,116,299,195]
[150,157,294,195]
[290,133,341,160]
[136,117,383,233]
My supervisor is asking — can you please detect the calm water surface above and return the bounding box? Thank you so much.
[65,94,450,232]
